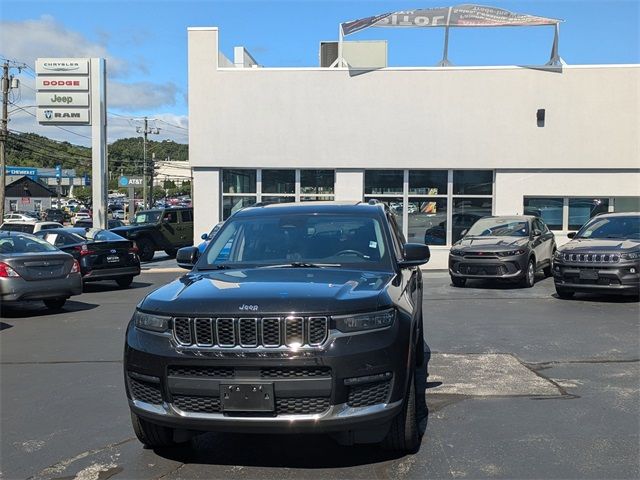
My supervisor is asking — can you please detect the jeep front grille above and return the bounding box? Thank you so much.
[171,316,328,348]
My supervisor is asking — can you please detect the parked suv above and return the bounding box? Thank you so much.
[449,215,556,288]
[111,207,193,261]
[553,212,640,298]
[124,202,430,452]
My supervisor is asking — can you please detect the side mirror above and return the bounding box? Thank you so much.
[567,231,577,239]
[176,246,199,270]
[460,229,468,237]
[398,243,430,268]
[201,233,209,240]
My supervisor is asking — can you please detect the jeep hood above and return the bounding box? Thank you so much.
[559,238,640,253]
[140,268,395,316]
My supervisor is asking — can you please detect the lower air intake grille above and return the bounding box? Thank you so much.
[347,380,391,407]
[260,367,331,378]
[129,377,163,405]
[276,397,331,415]
[167,366,234,378]
[173,395,221,413]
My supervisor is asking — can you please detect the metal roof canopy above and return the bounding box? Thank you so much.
[333,4,564,68]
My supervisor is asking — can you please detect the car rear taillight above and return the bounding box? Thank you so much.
[0,262,20,278]
[74,245,95,256]
[70,259,81,273]
[129,242,139,254]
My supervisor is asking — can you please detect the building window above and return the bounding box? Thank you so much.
[568,198,609,230]
[364,169,494,246]
[364,170,403,195]
[222,169,256,194]
[523,197,563,230]
[221,169,335,219]
[262,170,295,195]
[613,197,640,213]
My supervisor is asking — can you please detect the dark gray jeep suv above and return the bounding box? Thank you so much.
[124,202,430,452]
[553,212,640,298]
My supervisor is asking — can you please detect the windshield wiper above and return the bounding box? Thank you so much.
[259,262,342,269]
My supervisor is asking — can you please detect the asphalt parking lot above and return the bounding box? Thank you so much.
[1,270,638,479]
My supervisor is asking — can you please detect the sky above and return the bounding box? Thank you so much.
[0,0,638,147]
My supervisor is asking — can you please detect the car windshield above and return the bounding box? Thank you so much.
[202,213,392,271]
[132,211,161,225]
[0,234,58,254]
[466,218,530,237]
[576,215,640,239]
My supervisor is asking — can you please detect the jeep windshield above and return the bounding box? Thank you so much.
[131,211,162,225]
[575,215,640,240]
[201,213,393,271]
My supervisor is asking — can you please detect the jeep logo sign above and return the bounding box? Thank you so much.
[36,92,90,107]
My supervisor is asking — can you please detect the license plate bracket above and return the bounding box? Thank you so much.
[220,383,275,412]
[579,270,599,280]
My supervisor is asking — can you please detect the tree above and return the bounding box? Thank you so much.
[73,186,92,204]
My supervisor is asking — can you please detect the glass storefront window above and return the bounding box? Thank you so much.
[613,197,640,213]
[408,171,447,195]
[301,196,335,202]
[453,170,493,195]
[301,170,335,195]
[523,197,563,230]
[364,170,403,195]
[452,198,493,243]
[262,170,295,194]
[568,198,609,230]
[408,198,448,245]
[223,196,256,219]
[261,196,295,204]
[222,169,256,194]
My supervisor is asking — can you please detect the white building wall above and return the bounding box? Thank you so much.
[192,168,220,239]
[335,169,364,201]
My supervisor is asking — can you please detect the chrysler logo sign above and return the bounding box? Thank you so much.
[42,61,80,72]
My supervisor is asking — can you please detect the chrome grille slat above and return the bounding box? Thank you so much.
[172,316,327,349]
[194,318,213,346]
[239,318,258,347]
[285,316,304,346]
[216,318,236,347]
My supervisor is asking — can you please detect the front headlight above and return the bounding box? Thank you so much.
[450,249,464,256]
[554,250,563,260]
[497,249,527,257]
[133,310,171,332]
[333,309,395,333]
[621,251,640,260]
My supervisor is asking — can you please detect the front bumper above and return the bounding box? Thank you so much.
[553,260,640,295]
[0,273,83,302]
[449,253,527,279]
[124,317,411,437]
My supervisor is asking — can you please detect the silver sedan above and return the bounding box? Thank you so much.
[0,231,83,310]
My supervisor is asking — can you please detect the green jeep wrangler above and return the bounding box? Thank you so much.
[111,207,194,262]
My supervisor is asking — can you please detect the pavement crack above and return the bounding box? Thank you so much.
[155,462,186,480]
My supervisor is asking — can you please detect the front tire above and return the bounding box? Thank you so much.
[556,287,575,299]
[382,366,420,453]
[130,412,177,448]
[116,276,134,288]
[137,238,155,262]
[451,277,466,288]
[43,298,66,310]
[519,259,536,288]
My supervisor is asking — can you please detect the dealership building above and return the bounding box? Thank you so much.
[187,27,639,269]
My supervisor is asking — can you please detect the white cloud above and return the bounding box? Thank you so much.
[108,81,178,111]
[0,15,136,78]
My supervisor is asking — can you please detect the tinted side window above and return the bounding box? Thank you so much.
[386,214,404,259]
[180,210,193,222]
[164,211,178,223]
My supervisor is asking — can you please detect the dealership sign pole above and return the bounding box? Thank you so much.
[35,58,108,229]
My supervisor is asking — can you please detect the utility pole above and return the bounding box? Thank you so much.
[136,117,159,210]
[1,60,26,221]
